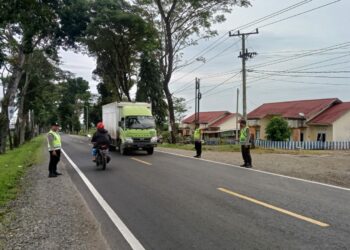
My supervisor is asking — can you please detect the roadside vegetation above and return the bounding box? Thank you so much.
[0,136,44,217]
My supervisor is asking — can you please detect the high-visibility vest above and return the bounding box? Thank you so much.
[194,129,201,140]
[240,127,249,143]
[47,130,61,151]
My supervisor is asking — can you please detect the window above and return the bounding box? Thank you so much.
[300,132,304,142]
[317,133,326,142]
[125,116,155,129]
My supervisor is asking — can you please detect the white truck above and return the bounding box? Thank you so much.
[102,102,158,155]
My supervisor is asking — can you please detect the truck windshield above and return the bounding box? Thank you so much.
[125,116,155,129]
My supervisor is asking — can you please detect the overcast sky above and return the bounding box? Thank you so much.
[7,0,347,117]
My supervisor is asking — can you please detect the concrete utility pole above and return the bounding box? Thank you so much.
[229,29,259,120]
[235,88,239,141]
[195,78,201,127]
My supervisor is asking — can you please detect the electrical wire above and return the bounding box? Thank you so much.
[171,0,319,92]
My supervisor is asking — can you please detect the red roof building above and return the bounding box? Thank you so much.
[248,98,340,120]
[180,111,242,139]
[248,98,350,142]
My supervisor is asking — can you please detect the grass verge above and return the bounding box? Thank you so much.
[0,136,45,212]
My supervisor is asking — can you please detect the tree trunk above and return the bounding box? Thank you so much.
[0,50,26,153]
[154,0,179,143]
[163,83,176,143]
[0,109,8,153]
[17,72,30,145]
[8,126,13,150]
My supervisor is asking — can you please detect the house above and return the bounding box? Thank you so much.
[247,98,350,142]
[180,111,242,139]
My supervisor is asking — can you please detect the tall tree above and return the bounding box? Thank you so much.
[14,49,60,146]
[85,0,157,102]
[136,52,167,128]
[135,0,250,143]
[57,77,90,133]
[0,0,89,153]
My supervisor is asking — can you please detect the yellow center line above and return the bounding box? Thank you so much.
[218,187,330,228]
[130,157,152,166]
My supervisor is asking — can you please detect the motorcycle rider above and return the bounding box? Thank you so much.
[91,122,111,162]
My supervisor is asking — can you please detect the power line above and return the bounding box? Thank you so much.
[184,73,241,104]
[183,0,314,67]
[249,42,350,69]
[243,50,350,86]
[249,71,350,79]
[250,69,350,74]
[171,40,240,87]
[248,75,350,86]
[171,0,318,90]
[256,0,341,30]
[175,0,343,99]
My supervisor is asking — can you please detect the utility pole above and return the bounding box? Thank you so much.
[235,88,239,141]
[194,78,201,127]
[229,29,258,120]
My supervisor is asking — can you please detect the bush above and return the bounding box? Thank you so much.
[265,116,291,141]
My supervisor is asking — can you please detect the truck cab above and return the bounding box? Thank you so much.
[103,102,157,155]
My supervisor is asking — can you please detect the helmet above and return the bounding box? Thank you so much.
[96,122,104,129]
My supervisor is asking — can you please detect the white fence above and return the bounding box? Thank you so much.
[254,140,350,150]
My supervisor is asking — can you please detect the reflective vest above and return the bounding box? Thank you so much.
[47,130,61,151]
[194,129,201,140]
[240,127,249,143]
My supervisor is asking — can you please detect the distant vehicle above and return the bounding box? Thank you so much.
[102,102,157,155]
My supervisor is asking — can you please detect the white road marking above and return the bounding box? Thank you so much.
[61,149,145,250]
[155,149,350,192]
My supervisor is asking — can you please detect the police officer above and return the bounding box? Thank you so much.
[47,122,62,177]
[239,119,252,168]
[193,126,202,158]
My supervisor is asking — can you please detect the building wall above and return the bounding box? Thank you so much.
[332,110,350,141]
[219,115,241,131]
[305,125,333,141]
[255,117,271,139]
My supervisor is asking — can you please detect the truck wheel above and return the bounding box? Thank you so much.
[147,147,154,155]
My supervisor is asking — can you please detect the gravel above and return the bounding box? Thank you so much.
[0,149,110,250]
[157,147,350,188]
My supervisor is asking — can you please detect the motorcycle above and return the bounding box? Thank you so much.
[95,145,110,170]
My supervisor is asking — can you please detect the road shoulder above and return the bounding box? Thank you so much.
[157,146,350,188]
[0,148,110,250]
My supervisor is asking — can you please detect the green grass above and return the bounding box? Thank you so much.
[0,136,45,209]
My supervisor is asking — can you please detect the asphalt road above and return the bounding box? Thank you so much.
[61,134,350,250]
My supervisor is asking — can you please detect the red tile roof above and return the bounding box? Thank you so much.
[182,111,230,124]
[308,102,350,125]
[248,98,340,120]
[210,113,238,127]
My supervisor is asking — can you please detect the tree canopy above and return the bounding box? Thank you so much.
[134,0,251,142]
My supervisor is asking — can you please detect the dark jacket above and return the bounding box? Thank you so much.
[91,128,111,147]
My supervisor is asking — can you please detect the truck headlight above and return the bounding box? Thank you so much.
[151,136,158,143]
[125,137,133,143]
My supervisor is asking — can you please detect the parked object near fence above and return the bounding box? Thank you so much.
[254,140,350,150]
